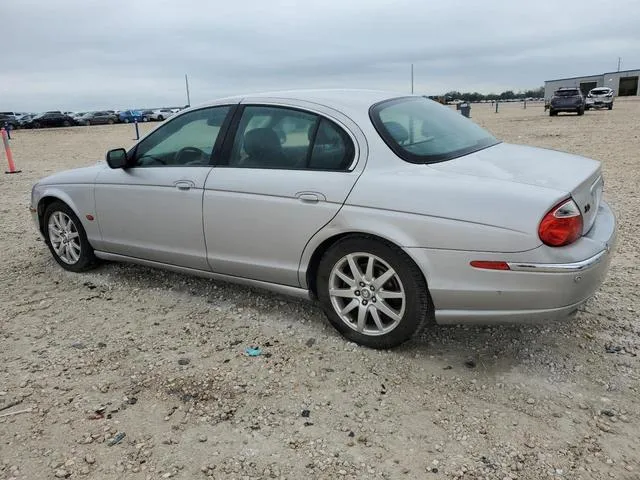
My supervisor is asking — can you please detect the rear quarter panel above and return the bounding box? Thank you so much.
[337,164,563,251]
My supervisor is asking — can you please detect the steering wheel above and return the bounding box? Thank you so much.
[138,155,166,165]
[175,147,207,165]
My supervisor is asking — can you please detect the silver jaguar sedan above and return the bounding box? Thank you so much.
[30,90,616,348]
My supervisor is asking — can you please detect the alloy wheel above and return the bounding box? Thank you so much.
[328,252,406,336]
[47,211,81,265]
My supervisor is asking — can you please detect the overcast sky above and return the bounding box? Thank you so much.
[3,0,639,111]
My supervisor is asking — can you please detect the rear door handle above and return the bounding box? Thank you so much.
[174,180,195,191]
[296,192,325,203]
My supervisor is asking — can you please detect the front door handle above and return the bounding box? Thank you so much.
[296,192,325,203]
[174,180,195,191]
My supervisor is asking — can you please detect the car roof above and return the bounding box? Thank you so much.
[199,89,406,111]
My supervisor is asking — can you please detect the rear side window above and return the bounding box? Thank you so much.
[226,105,354,170]
[370,97,499,164]
[308,119,354,170]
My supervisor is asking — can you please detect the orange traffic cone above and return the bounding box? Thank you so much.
[2,127,20,174]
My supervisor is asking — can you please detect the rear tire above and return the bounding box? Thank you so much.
[316,236,433,349]
[63,120,71,127]
[577,107,584,116]
[108,119,114,124]
[43,201,98,273]
[33,122,41,128]
[158,115,164,121]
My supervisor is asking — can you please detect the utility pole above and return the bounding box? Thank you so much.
[617,57,621,72]
[185,74,191,107]
[410,64,414,94]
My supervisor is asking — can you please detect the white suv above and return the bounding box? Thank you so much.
[585,87,614,110]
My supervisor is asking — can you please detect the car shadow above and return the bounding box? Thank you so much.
[92,262,587,376]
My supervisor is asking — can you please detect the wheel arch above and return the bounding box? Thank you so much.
[36,193,82,237]
[302,230,432,299]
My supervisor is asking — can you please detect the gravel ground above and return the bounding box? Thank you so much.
[1,100,639,480]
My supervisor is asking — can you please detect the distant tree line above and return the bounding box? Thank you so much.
[427,86,545,102]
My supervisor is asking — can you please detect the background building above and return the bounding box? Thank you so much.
[545,69,639,98]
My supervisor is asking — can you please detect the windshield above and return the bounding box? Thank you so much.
[370,97,499,164]
[555,90,580,97]
[591,89,609,95]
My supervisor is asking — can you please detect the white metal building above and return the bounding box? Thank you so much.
[544,68,640,99]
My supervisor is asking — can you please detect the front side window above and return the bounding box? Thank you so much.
[370,97,499,164]
[227,105,354,170]
[132,106,231,167]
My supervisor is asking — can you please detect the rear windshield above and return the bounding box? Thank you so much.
[554,90,580,97]
[369,97,499,164]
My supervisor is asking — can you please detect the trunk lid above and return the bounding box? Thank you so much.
[428,143,603,234]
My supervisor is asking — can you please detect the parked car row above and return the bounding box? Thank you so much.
[548,87,615,116]
[0,107,185,130]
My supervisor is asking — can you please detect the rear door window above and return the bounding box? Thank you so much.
[226,105,355,170]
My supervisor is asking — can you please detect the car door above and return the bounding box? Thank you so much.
[53,113,66,127]
[40,113,54,127]
[94,105,233,270]
[203,102,364,286]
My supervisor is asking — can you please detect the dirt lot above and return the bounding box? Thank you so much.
[1,99,639,480]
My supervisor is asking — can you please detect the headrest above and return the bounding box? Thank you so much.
[383,121,409,143]
[244,128,282,159]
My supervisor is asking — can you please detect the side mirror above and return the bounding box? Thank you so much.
[106,148,128,169]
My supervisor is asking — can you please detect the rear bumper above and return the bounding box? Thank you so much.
[550,104,583,111]
[405,200,616,324]
[586,99,613,106]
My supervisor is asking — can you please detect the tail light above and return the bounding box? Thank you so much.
[539,198,583,247]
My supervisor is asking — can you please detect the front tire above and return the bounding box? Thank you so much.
[549,109,557,116]
[608,104,613,110]
[158,115,164,121]
[44,202,98,272]
[316,236,433,349]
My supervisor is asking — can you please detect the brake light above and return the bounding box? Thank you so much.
[538,198,583,247]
